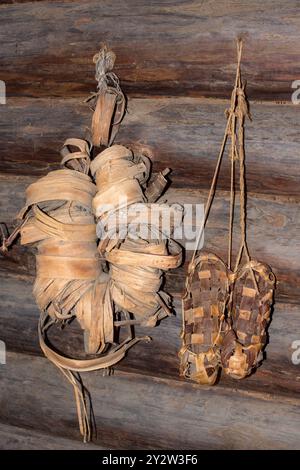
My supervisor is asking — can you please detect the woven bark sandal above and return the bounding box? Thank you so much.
[179,253,229,385]
[221,261,275,379]
[180,41,275,384]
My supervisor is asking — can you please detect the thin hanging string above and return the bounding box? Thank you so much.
[191,40,243,267]
[191,40,258,292]
[228,123,236,270]
[231,49,258,291]
[228,40,243,269]
[234,81,259,292]
[234,76,248,270]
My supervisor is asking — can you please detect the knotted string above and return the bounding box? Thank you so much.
[191,39,258,291]
[86,44,122,105]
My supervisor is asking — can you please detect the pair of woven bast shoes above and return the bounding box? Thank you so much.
[179,252,275,384]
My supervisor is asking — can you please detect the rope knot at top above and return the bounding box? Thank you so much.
[93,44,120,93]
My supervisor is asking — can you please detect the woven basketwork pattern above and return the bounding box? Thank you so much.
[180,254,275,383]
[180,40,275,385]
[179,253,229,385]
[221,261,275,379]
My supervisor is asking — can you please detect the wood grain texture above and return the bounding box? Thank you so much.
[1,175,299,303]
[0,423,99,450]
[1,352,300,449]
[0,272,300,400]
[0,0,298,450]
[1,1,47,4]
[0,0,299,100]
[0,97,299,196]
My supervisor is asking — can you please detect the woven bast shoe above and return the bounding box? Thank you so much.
[221,260,275,379]
[180,41,275,384]
[179,253,230,385]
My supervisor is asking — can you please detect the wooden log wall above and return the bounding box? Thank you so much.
[0,0,299,450]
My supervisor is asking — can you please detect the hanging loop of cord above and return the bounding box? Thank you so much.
[190,39,257,291]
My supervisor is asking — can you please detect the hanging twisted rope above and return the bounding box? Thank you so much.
[180,39,275,384]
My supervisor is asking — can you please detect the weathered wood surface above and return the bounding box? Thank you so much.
[0,0,299,451]
[0,423,99,450]
[0,97,299,197]
[0,1,299,100]
[0,272,299,400]
[0,352,300,449]
[1,175,299,303]
[3,0,50,4]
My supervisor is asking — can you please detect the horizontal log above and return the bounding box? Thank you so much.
[1,1,44,4]
[3,1,46,4]
[1,351,300,449]
[164,188,300,304]
[1,175,299,303]
[0,272,299,400]
[0,1,299,100]
[0,97,299,197]
[0,423,98,450]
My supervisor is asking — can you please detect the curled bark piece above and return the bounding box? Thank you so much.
[180,253,229,385]
[91,144,183,326]
[12,138,151,442]
[87,45,126,147]
[91,90,125,147]
[18,139,113,355]
[2,45,183,442]
[221,261,275,379]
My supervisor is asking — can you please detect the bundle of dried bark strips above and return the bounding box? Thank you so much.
[1,46,182,441]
